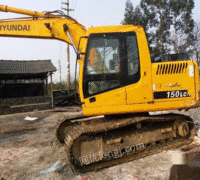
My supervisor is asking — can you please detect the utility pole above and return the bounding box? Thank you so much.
[61,0,74,96]
[58,60,62,83]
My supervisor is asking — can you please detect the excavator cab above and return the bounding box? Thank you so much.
[80,27,200,117]
[80,27,153,116]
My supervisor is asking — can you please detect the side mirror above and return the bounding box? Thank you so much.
[77,36,88,59]
[77,53,81,60]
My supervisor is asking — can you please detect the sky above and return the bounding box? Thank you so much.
[0,0,200,82]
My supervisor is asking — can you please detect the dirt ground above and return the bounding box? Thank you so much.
[0,107,200,180]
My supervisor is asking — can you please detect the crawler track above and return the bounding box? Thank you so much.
[56,113,195,172]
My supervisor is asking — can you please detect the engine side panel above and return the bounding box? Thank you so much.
[152,61,197,104]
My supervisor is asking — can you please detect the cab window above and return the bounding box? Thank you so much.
[86,38,120,75]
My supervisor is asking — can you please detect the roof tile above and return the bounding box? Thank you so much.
[0,60,57,75]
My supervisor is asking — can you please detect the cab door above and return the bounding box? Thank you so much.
[125,31,153,105]
[82,33,126,109]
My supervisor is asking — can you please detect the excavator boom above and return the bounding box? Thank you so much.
[0,5,86,51]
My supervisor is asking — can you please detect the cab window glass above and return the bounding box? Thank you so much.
[83,32,140,98]
[127,34,139,76]
[86,38,120,75]
[88,80,120,95]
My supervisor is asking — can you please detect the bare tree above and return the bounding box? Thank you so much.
[190,21,200,65]
[170,29,189,54]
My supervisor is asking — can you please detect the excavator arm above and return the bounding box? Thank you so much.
[0,5,86,52]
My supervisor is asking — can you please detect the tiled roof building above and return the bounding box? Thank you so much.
[0,60,56,78]
[0,60,57,115]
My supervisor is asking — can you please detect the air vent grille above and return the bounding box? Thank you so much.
[156,62,188,75]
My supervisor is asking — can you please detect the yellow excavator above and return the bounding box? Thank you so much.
[0,5,200,171]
